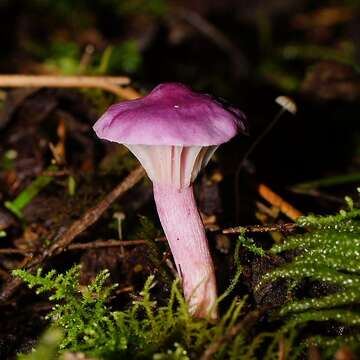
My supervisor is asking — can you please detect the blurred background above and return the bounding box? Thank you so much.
[1,0,360,357]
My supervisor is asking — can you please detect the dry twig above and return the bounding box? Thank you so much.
[68,238,166,251]
[0,221,300,258]
[0,237,167,257]
[258,184,303,221]
[0,74,140,98]
[223,223,298,234]
[0,248,30,255]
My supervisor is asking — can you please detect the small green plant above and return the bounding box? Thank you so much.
[4,165,57,218]
[237,234,265,257]
[257,195,360,354]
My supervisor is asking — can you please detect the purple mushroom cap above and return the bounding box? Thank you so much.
[93,83,247,146]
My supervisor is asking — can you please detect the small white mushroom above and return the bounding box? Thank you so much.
[113,211,126,257]
[275,95,297,115]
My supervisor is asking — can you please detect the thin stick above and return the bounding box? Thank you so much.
[0,237,167,257]
[1,221,300,258]
[0,74,130,86]
[234,108,286,221]
[0,74,140,99]
[240,109,286,169]
[68,238,166,251]
[0,248,29,255]
[223,223,298,234]
[0,222,298,257]
[115,286,134,294]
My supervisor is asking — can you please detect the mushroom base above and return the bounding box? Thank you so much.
[153,183,218,319]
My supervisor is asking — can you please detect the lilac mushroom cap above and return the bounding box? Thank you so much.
[94,82,247,146]
[94,83,247,189]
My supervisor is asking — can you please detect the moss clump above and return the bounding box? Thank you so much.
[14,265,288,360]
[257,196,360,354]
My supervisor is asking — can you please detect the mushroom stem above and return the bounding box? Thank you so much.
[153,183,218,319]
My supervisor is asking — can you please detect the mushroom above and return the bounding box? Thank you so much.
[93,83,247,319]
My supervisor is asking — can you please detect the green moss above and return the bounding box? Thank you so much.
[257,195,360,355]
[14,264,288,359]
